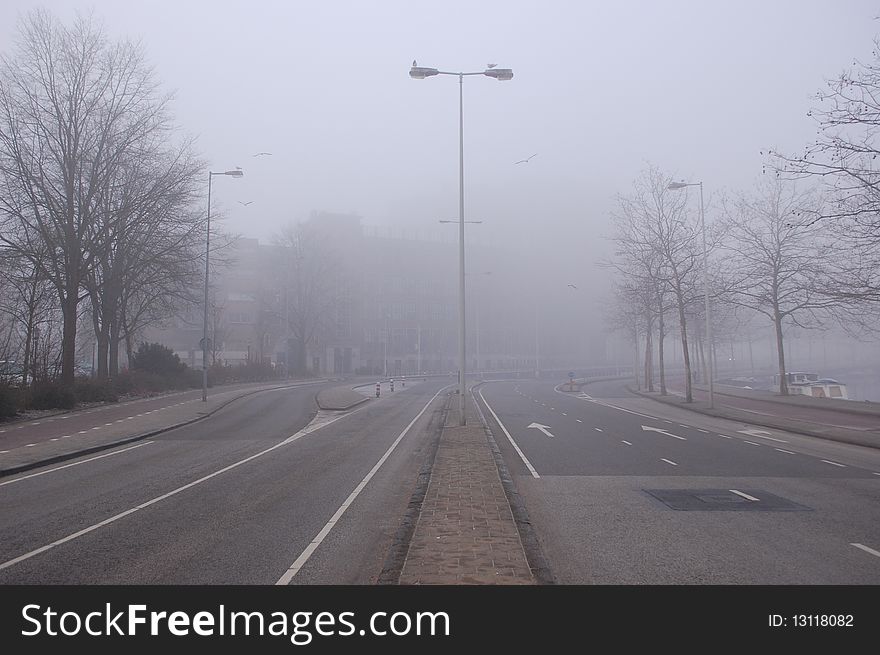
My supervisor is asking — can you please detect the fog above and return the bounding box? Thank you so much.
[2,0,878,391]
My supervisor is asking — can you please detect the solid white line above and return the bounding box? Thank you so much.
[775,448,795,454]
[622,440,632,446]
[478,388,540,479]
[0,387,382,574]
[820,459,846,467]
[743,441,761,446]
[851,543,880,558]
[661,458,678,466]
[0,442,155,488]
[730,489,759,502]
[275,386,450,585]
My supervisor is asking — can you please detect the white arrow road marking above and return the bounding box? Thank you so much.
[730,489,759,502]
[737,429,788,443]
[641,425,686,440]
[527,422,555,438]
[851,543,880,559]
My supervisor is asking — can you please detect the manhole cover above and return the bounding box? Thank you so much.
[644,489,811,512]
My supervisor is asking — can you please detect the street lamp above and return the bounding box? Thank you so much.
[667,180,714,409]
[202,168,244,402]
[410,62,513,425]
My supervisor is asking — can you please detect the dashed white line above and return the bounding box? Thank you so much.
[576,419,582,423]
[90,427,101,431]
[697,429,709,433]
[820,459,846,467]
[104,423,114,426]
[594,428,603,432]
[743,441,761,446]
[24,443,35,448]
[775,448,795,454]
[730,489,759,502]
[61,435,71,439]
[78,430,87,434]
[0,442,155,487]
[661,458,678,466]
[621,440,632,446]
[851,543,880,559]
[718,434,732,439]
[562,412,567,416]
[50,438,59,442]
[0,450,8,454]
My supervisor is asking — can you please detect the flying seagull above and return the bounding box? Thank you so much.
[238,201,254,206]
[514,153,538,164]
[253,152,272,157]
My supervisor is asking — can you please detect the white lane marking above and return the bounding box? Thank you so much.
[0,450,7,454]
[550,407,555,410]
[32,422,40,426]
[0,442,155,488]
[0,385,383,573]
[730,489,759,502]
[775,448,795,454]
[678,424,689,429]
[276,386,450,585]
[718,434,732,439]
[697,429,709,433]
[478,388,540,479]
[594,427,603,432]
[576,419,583,423]
[820,459,846,467]
[874,472,880,476]
[621,440,632,446]
[61,435,71,439]
[743,441,761,446]
[562,412,567,416]
[642,425,686,440]
[851,543,880,559]
[527,423,555,438]
[737,429,788,443]
[104,423,113,426]
[661,458,678,466]
[91,427,101,431]
[50,438,59,442]
[24,443,35,448]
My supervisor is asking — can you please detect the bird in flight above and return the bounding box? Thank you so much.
[567,283,578,289]
[487,63,497,69]
[238,201,254,206]
[514,153,538,164]
[253,152,272,157]
[413,59,417,67]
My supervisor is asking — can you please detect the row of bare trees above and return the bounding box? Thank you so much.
[0,10,204,385]
[607,31,880,397]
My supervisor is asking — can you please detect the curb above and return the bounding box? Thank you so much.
[626,385,880,450]
[471,383,555,585]
[0,380,325,478]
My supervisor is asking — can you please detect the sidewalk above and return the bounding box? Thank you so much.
[0,379,323,477]
[398,393,535,584]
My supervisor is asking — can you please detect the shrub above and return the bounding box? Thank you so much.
[73,376,119,403]
[131,342,187,378]
[28,381,76,410]
[0,382,19,419]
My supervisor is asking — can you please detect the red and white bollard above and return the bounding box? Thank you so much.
[390,378,395,392]
[375,382,380,398]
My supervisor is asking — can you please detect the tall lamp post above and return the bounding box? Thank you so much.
[202,168,244,402]
[410,62,513,425]
[667,180,714,409]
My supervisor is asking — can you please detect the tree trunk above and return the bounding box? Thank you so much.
[658,307,667,396]
[644,312,654,392]
[109,318,120,378]
[95,333,109,380]
[774,310,788,395]
[676,292,692,403]
[60,294,78,386]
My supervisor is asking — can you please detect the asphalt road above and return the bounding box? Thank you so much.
[476,378,880,583]
[0,378,449,584]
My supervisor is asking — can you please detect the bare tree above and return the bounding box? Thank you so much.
[719,178,840,395]
[0,10,175,384]
[610,166,704,402]
[275,222,340,375]
[770,35,880,302]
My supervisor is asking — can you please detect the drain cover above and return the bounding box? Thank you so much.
[644,489,811,512]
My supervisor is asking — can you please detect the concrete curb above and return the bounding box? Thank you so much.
[626,385,880,450]
[0,380,325,478]
[315,387,371,411]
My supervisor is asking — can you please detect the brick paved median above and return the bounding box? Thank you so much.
[399,399,534,584]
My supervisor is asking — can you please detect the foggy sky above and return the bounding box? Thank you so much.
[1,0,877,335]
